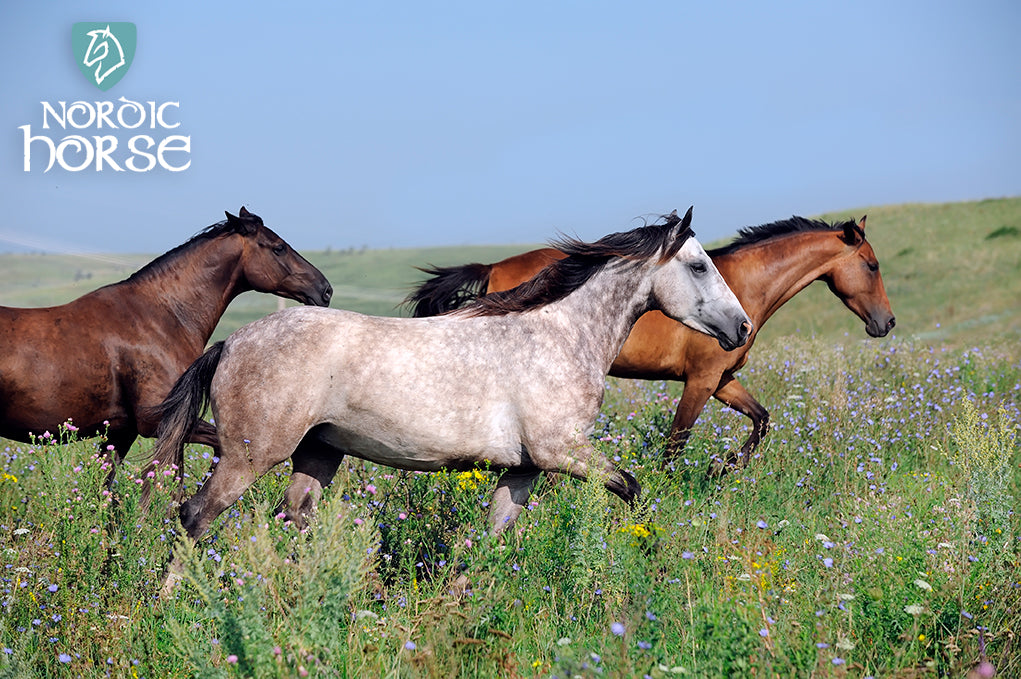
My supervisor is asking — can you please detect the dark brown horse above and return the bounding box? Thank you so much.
[407,215,895,472]
[0,207,332,477]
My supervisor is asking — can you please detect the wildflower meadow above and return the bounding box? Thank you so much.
[0,334,1017,678]
[1,197,1019,677]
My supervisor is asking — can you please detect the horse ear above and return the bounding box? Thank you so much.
[680,206,693,231]
[858,215,867,232]
[668,206,694,243]
[224,209,257,234]
[841,218,865,246]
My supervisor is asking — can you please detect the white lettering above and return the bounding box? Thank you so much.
[95,101,116,129]
[158,135,191,171]
[116,97,146,129]
[94,135,123,171]
[41,102,67,130]
[20,125,56,172]
[67,102,95,129]
[156,102,181,129]
[55,136,94,172]
[126,136,157,172]
[23,101,192,172]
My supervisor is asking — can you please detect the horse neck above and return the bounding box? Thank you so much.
[130,235,250,341]
[543,260,652,373]
[716,233,848,327]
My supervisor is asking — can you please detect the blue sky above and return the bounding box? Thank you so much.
[1,1,1018,257]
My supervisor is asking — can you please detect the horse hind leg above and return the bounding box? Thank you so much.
[177,440,271,540]
[277,431,343,530]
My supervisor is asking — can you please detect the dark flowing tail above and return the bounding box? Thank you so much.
[403,263,492,317]
[141,341,225,507]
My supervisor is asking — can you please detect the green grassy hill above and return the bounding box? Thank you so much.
[1,197,1018,347]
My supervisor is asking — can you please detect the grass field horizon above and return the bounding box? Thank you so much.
[0,197,1018,677]
[2,196,1019,348]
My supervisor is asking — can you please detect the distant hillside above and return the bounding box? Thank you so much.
[1,197,1018,348]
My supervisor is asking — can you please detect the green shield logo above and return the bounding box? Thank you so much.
[72,22,136,91]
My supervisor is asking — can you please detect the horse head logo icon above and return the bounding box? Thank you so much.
[72,23,137,91]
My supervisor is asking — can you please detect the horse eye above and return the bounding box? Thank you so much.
[689,261,708,275]
[866,261,879,272]
[272,244,286,255]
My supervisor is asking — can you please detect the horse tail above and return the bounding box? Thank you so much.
[141,341,225,507]
[403,263,493,317]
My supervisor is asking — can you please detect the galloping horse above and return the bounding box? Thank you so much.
[148,208,751,559]
[407,215,895,472]
[0,207,332,478]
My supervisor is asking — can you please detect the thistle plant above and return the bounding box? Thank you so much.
[945,397,1018,544]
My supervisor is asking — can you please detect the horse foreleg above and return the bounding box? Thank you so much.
[713,377,769,469]
[278,439,342,530]
[488,470,541,534]
[663,378,715,463]
[538,443,640,505]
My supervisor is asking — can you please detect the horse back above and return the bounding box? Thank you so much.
[486,248,566,294]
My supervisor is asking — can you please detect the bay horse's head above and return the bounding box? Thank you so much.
[225,207,332,307]
[823,216,895,337]
[650,207,752,351]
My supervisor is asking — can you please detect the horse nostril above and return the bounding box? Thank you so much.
[888,317,896,330]
[741,321,753,338]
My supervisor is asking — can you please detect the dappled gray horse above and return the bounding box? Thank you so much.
[148,207,751,554]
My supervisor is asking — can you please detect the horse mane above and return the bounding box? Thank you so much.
[463,212,693,317]
[708,215,859,257]
[126,214,259,283]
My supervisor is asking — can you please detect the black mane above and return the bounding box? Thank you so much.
[708,216,858,257]
[126,214,259,283]
[465,211,693,316]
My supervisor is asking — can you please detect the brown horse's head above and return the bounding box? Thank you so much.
[822,216,895,337]
[226,207,332,307]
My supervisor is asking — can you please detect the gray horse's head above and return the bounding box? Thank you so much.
[649,207,752,351]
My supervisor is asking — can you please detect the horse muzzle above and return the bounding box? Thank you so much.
[866,314,895,338]
[717,320,753,351]
[297,280,332,307]
[314,283,333,307]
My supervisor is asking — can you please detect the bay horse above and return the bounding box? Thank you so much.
[0,207,332,480]
[407,215,895,472]
[148,208,751,563]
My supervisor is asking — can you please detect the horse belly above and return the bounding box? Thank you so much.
[0,307,126,438]
[315,400,524,473]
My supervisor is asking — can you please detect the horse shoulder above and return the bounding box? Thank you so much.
[610,311,692,380]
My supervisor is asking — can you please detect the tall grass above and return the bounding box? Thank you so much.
[1,337,1018,677]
